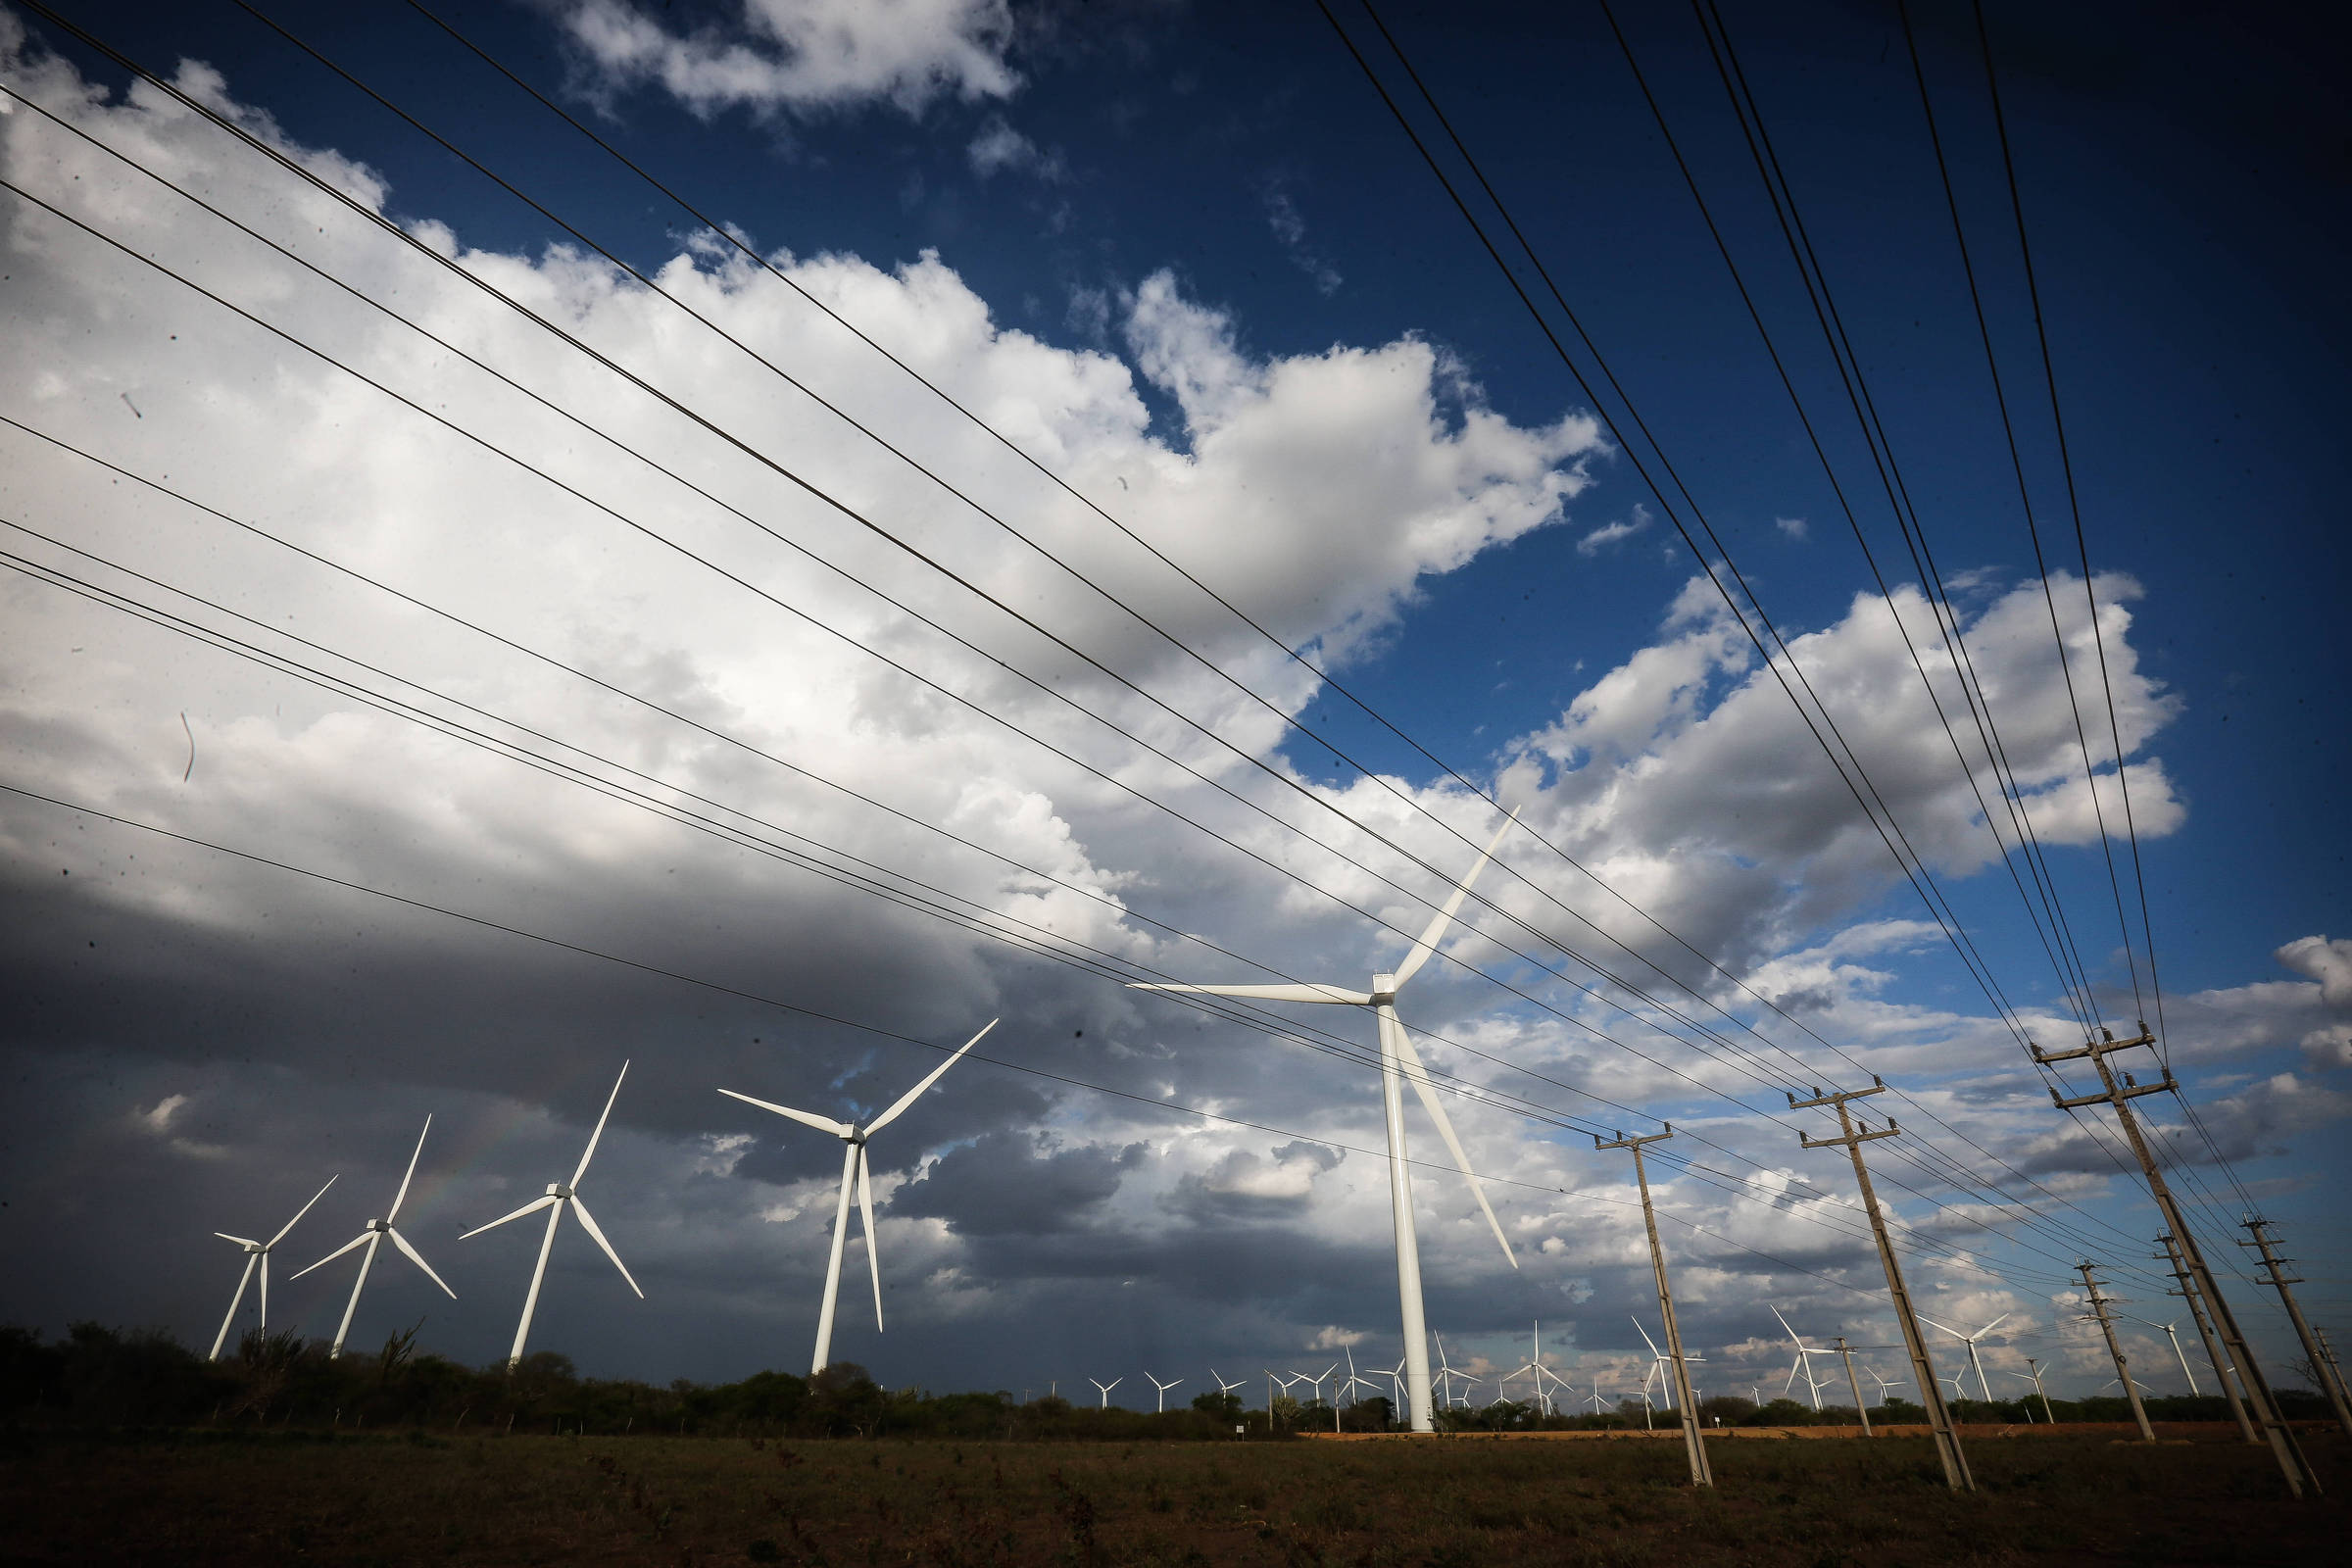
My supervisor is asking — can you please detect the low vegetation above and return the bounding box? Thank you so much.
[5,1325,2343,1564]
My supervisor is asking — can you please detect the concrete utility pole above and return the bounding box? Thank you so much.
[2157,1230,2254,1442]
[1596,1125,1711,1488]
[2079,1263,2155,1442]
[1788,1079,1972,1492]
[1834,1337,1873,1437]
[2033,1025,2316,1496]
[2240,1219,2352,1440]
[2317,1328,2352,1418]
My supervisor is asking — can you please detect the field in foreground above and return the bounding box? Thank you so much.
[1,1426,2343,1566]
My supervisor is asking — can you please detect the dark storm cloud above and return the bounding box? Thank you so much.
[889,1129,1146,1236]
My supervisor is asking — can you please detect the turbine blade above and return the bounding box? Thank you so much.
[1632,1318,1662,1359]
[1391,808,1519,991]
[289,1230,370,1281]
[386,1226,457,1299]
[566,1197,643,1298]
[717,1088,854,1139]
[857,1146,883,1332]
[1126,982,1373,1005]
[460,1194,560,1241]
[268,1174,339,1248]
[1977,1312,2010,1337]
[571,1061,630,1187]
[388,1117,431,1222]
[1770,1305,1803,1346]
[216,1233,261,1248]
[1785,1357,1802,1394]
[864,1018,996,1137]
[1916,1314,1958,1338]
[1388,1010,1516,1267]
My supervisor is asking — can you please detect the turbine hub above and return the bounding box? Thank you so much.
[548,1183,572,1199]
[368,1218,389,1233]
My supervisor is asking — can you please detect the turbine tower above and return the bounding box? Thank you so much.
[461,1063,642,1369]
[720,1020,995,1374]
[1129,811,1521,1432]
[291,1118,455,1358]
[207,1174,337,1360]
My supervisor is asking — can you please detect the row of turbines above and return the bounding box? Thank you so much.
[202,808,2350,1501]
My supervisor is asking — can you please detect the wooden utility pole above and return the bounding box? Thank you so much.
[1596,1125,1711,1487]
[2079,1263,2155,1442]
[1833,1336,1872,1437]
[1788,1080,1972,1491]
[2240,1219,2352,1439]
[2157,1230,2255,1442]
[2033,1026,2316,1496]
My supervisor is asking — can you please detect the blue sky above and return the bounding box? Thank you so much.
[0,0,2344,1409]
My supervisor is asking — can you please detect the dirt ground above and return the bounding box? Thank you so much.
[0,1423,2341,1566]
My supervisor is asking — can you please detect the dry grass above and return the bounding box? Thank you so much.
[0,1425,2341,1566]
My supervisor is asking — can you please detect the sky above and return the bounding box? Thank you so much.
[0,0,2345,1411]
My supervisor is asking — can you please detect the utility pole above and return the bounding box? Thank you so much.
[2158,1230,2254,1442]
[2033,1026,2316,1496]
[2241,1219,2352,1440]
[1596,1125,1711,1488]
[2318,1328,2352,1418]
[1788,1080,1971,1492]
[2079,1263,2155,1442]
[1833,1336,1873,1437]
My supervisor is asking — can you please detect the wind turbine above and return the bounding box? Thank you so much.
[291,1119,455,1358]
[461,1064,642,1369]
[1433,1334,1478,1409]
[1770,1306,1833,1410]
[2010,1356,2057,1423]
[1583,1386,1611,1417]
[1211,1368,1247,1405]
[1866,1367,1909,1408]
[1129,811,1522,1431]
[1340,1348,1382,1412]
[1635,1319,1704,1415]
[720,1020,994,1373]
[1918,1311,2010,1403]
[1147,1372,1184,1413]
[207,1174,336,1360]
[1090,1376,1121,1409]
[2129,1313,2201,1395]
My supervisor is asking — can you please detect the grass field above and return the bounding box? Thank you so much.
[1,1424,2343,1566]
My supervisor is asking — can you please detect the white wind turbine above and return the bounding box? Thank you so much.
[1091,1376,1122,1409]
[1211,1368,1248,1405]
[1866,1367,1908,1407]
[461,1064,642,1369]
[1340,1347,1383,1412]
[1129,811,1522,1432]
[1433,1334,1477,1409]
[719,1020,995,1373]
[1147,1372,1185,1413]
[1502,1321,1573,1416]
[1918,1311,2010,1402]
[207,1174,337,1360]
[1635,1318,1704,1413]
[1770,1306,1832,1410]
[291,1119,456,1358]
[2128,1313,2201,1395]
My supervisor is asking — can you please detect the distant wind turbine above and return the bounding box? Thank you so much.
[1147,1372,1184,1413]
[461,1064,642,1369]
[291,1118,455,1358]
[1918,1311,2010,1403]
[1770,1306,1833,1410]
[1091,1376,1121,1409]
[1129,811,1522,1431]
[720,1020,995,1373]
[207,1174,336,1360]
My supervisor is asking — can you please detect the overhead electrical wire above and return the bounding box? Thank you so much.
[14,0,2127,1289]
[1317,0,2180,1252]
[0,15,2164,1288]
